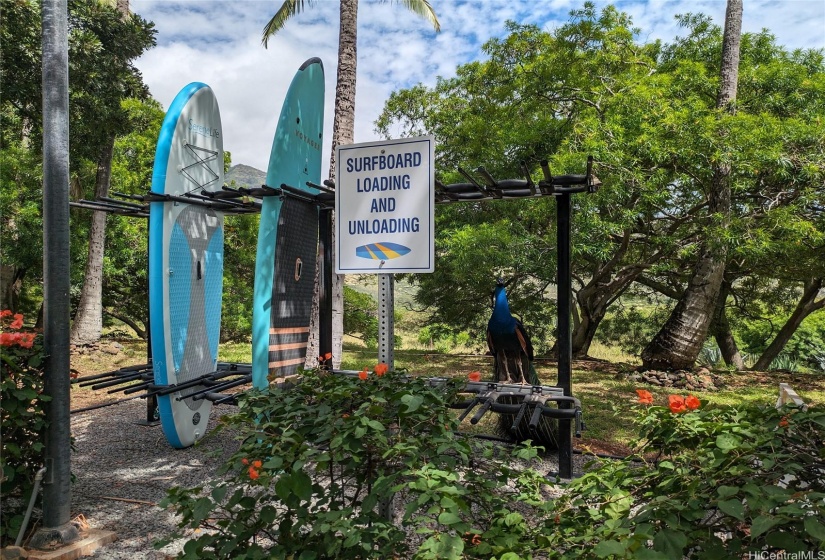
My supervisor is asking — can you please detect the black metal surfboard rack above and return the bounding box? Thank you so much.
[69,189,261,420]
[318,156,600,479]
[72,155,598,480]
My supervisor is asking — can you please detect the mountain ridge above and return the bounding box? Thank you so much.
[225,164,266,188]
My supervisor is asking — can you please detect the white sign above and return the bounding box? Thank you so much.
[335,136,435,274]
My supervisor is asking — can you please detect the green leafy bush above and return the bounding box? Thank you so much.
[158,369,825,558]
[343,286,379,347]
[417,324,471,352]
[542,395,825,558]
[158,367,552,559]
[220,213,258,342]
[0,310,49,545]
[738,311,825,370]
[595,305,671,356]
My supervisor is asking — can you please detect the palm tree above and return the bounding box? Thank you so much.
[641,0,742,370]
[262,0,440,367]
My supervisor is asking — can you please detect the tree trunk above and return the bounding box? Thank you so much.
[573,266,641,357]
[308,0,358,369]
[70,134,115,345]
[710,280,744,370]
[752,277,825,371]
[641,0,742,371]
[0,266,25,312]
[104,307,146,339]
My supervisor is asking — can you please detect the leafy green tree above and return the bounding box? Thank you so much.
[377,6,694,356]
[69,0,156,344]
[221,210,258,342]
[377,4,825,364]
[261,0,440,367]
[0,0,156,334]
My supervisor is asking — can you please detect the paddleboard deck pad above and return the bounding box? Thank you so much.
[252,58,325,389]
[149,83,224,448]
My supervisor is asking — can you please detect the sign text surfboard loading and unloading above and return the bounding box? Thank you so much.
[336,136,435,274]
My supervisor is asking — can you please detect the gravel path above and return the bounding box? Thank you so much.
[60,384,589,559]
[69,397,241,559]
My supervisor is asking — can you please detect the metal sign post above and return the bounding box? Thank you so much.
[377,274,394,369]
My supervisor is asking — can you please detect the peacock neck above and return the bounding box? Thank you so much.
[492,288,514,325]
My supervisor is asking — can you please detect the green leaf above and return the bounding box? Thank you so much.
[716,485,739,498]
[804,517,825,542]
[718,499,745,521]
[434,534,464,559]
[343,532,360,548]
[751,515,782,538]
[211,485,227,503]
[652,528,687,557]
[401,394,424,413]
[766,531,800,552]
[716,433,742,451]
[437,511,462,526]
[274,475,292,501]
[291,470,313,502]
[191,497,213,524]
[260,505,278,524]
[594,539,626,557]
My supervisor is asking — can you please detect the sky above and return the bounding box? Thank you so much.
[130,0,825,174]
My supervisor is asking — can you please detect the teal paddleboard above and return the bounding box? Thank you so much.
[252,58,325,389]
[149,83,224,448]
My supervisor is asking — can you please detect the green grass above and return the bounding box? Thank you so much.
[77,337,825,455]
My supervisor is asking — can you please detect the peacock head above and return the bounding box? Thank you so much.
[491,278,511,310]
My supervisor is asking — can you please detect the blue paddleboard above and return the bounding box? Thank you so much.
[149,83,224,448]
[252,58,325,389]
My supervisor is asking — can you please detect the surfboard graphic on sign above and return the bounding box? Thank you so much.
[356,242,411,260]
[251,58,325,390]
[149,83,224,449]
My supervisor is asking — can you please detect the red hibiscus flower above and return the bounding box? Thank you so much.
[685,395,700,410]
[668,395,687,413]
[636,389,654,405]
[9,314,23,330]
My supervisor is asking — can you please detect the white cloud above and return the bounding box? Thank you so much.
[131,0,824,174]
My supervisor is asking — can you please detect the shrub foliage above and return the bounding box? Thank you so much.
[159,370,825,559]
[0,311,49,545]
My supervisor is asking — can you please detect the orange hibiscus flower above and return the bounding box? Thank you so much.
[374,363,389,377]
[636,389,654,404]
[685,395,700,410]
[468,371,482,382]
[358,369,369,381]
[668,395,687,413]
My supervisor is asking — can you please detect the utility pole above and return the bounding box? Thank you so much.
[30,0,79,549]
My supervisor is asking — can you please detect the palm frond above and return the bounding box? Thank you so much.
[394,0,441,32]
[262,0,314,47]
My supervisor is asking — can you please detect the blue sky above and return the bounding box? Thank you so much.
[131,0,825,173]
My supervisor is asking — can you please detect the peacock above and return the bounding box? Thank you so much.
[486,279,557,449]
